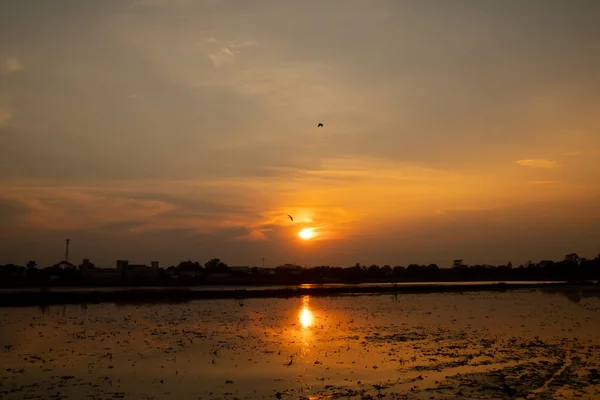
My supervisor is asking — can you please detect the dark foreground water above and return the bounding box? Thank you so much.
[0,281,568,294]
[1,287,599,399]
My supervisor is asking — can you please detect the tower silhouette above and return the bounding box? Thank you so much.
[53,238,75,268]
[65,238,70,264]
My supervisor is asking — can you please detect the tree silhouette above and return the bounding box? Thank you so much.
[564,253,581,265]
[204,258,229,274]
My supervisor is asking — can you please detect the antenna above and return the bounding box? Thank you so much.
[65,238,70,264]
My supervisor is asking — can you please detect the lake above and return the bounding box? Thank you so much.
[1,286,599,399]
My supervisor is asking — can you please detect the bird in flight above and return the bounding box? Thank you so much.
[317,123,323,127]
[288,214,294,221]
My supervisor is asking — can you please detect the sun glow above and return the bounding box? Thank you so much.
[298,228,315,240]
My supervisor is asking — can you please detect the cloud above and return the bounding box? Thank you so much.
[0,198,27,227]
[206,47,236,67]
[1,57,23,74]
[529,180,558,185]
[0,187,177,231]
[201,37,257,67]
[0,149,586,261]
[0,93,12,124]
[2,176,599,267]
[132,0,192,6]
[516,159,559,169]
[237,229,268,241]
[0,156,451,244]
[0,108,11,124]
[227,39,258,49]
[0,180,268,237]
[564,151,583,157]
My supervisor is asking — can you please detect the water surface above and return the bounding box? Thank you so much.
[0,281,568,294]
[1,287,599,399]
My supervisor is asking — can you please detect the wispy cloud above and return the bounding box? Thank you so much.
[206,47,235,67]
[237,229,268,241]
[0,154,555,240]
[0,156,464,242]
[2,188,176,231]
[0,94,12,124]
[516,159,559,169]
[132,0,191,7]
[0,60,21,124]
[1,57,23,74]
[0,180,265,234]
[201,37,257,67]
[0,108,11,124]
[564,151,582,157]
[529,180,558,185]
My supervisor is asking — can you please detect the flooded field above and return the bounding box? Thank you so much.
[1,287,600,399]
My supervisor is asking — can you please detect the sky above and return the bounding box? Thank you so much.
[1,0,600,268]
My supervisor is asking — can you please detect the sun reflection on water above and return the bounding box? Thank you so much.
[300,308,314,328]
[299,295,314,328]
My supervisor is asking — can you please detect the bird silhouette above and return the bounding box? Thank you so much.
[288,215,293,221]
[317,123,323,127]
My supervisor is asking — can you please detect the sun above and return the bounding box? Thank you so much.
[298,228,314,240]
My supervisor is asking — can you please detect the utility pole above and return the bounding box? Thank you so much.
[261,258,265,268]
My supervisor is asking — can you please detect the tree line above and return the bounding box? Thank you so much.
[1,253,599,287]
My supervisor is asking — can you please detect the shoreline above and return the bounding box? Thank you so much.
[0,281,597,307]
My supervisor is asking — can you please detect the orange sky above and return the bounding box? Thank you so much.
[1,1,600,267]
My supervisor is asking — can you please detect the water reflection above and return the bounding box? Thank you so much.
[2,290,600,400]
[297,296,316,357]
[299,295,314,328]
[539,286,600,303]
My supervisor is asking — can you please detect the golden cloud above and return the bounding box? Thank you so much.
[516,159,559,169]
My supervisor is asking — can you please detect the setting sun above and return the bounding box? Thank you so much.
[298,228,314,240]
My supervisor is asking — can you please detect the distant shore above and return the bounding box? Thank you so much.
[0,281,598,307]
